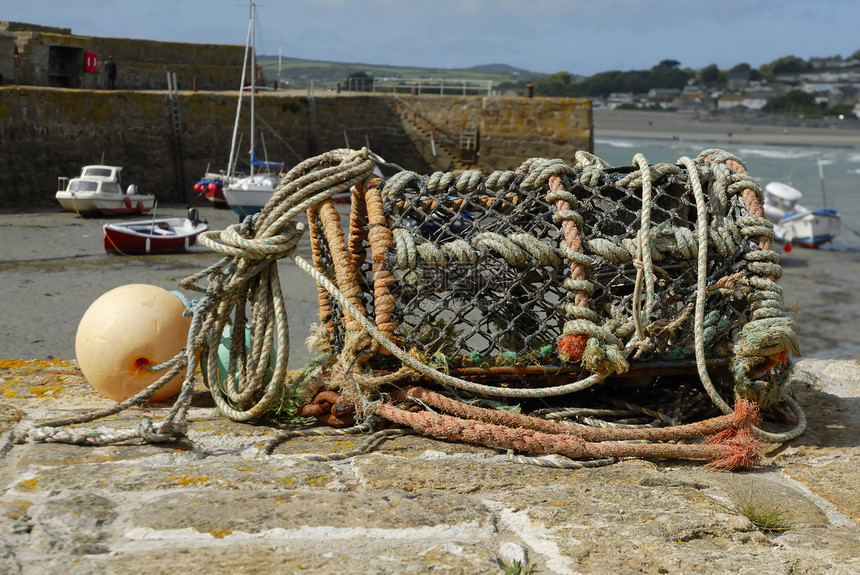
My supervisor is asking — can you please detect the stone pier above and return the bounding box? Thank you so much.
[0,358,858,574]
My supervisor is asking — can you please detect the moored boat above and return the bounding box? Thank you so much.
[103,209,209,254]
[223,169,281,219]
[194,173,232,209]
[56,165,155,217]
[763,181,841,249]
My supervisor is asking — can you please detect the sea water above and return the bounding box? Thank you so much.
[594,137,860,250]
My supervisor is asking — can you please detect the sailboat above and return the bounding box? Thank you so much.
[222,1,283,219]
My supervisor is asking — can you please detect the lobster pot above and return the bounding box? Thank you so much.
[306,154,793,403]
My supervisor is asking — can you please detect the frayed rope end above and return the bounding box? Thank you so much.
[703,401,763,471]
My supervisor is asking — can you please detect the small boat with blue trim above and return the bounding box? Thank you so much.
[763,181,841,249]
[194,171,232,209]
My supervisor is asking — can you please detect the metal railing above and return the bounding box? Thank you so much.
[346,77,494,95]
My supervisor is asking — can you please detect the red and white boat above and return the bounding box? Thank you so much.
[103,209,209,254]
[56,165,155,217]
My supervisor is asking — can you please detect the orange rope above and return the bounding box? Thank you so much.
[347,180,370,273]
[307,206,335,330]
[318,200,367,334]
[365,185,397,347]
[375,402,761,470]
[551,174,590,362]
[705,154,772,252]
[398,386,760,443]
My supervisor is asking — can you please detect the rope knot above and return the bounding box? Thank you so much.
[136,418,186,443]
[198,221,305,261]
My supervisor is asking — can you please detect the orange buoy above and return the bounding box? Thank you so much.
[75,284,192,402]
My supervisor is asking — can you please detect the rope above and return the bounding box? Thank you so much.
[549,173,625,373]
[261,420,412,460]
[393,230,563,269]
[375,402,761,470]
[679,154,806,443]
[399,386,760,443]
[630,153,656,357]
[14,148,382,445]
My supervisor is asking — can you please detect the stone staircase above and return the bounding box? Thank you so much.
[392,96,480,173]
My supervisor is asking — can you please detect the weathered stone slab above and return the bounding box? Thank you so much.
[1,359,859,574]
[8,454,338,494]
[782,457,860,523]
[18,540,503,575]
[125,489,493,533]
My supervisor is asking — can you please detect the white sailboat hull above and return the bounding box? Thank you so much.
[223,173,280,219]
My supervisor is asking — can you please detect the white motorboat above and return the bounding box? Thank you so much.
[763,181,841,248]
[56,165,155,217]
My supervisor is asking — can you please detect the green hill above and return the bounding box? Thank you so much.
[254,56,548,90]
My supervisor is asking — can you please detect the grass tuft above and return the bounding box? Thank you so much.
[502,560,538,575]
[736,498,791,533]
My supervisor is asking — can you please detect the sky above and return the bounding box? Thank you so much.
[4,0,860,76]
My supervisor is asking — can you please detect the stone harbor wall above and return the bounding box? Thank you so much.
[1,22,244,91]
[0,88,592,208]
[0,358,857,574]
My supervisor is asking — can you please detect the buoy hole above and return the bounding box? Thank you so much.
[134,357,150,369]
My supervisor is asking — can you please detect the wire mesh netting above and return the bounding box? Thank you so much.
[310,157,765,380]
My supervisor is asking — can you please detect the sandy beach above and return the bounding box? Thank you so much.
[0,205,324,366]
[594,108,860,148]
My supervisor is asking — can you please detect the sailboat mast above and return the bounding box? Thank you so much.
[227,3,253,179]
[818,156,828,210]
[249,1,257,177]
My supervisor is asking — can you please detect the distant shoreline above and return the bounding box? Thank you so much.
[593,109,860,148]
